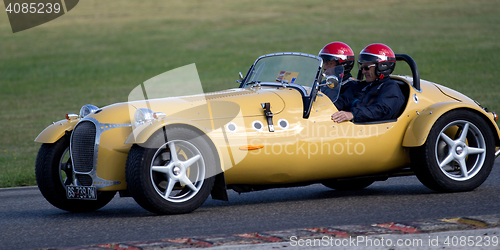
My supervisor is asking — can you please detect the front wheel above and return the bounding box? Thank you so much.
[126,127,216,215]
[35,134,116,212]
[410,110,495,192]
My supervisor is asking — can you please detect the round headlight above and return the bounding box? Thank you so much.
[79,105,100,118]
[134,108,155,125]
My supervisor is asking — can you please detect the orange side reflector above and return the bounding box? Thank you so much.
[239,145,264,151]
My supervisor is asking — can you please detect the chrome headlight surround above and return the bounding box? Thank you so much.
[134,108,166,127]
[79,105,100,118]
[134,108,155,126]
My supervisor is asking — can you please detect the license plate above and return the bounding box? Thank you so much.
[66,185,97,200]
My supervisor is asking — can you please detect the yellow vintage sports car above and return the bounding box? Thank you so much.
[35,52,500,215]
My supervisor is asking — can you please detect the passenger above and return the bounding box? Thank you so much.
[331,43,405,123]
[318,42,357,101]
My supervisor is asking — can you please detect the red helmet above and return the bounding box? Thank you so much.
[318,42,355,74]
[358,43,396,79]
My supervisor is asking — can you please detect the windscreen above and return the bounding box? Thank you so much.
[244,54,321,88]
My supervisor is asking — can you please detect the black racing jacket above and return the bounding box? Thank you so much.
[334,77,405,122]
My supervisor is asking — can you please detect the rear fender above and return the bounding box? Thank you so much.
[403,102,500,147]
[34,119,79,143]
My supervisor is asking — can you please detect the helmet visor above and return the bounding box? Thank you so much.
[357,53,380,64]
[320,55,339,63]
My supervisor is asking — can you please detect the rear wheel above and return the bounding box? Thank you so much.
[410,110,495,192]
[35,134,116,212]
[126,127,216,215]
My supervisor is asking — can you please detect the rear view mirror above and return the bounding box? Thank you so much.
[236,72,244,84]
[317,65,344,103]
[325,75,339,88]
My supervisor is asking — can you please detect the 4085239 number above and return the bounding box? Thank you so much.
[5,2,61,14]
[444,236,498,247]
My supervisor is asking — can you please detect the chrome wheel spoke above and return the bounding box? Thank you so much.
[458,122,470,143]
[183,155,201,169]
[438,153,455,168]
[152,162,173,175]
[439,133,454,146]
[164,178,177,198]
[467,146,485,155]
[458,158,468,178]
[167,141,179,162]
[180,175,198,192]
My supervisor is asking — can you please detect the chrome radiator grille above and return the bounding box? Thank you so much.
[71,121,96,173]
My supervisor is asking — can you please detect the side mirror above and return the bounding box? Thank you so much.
[236,72,244,84]
[318,73,340,88]
[324,75,339,88]
[316,65,344,103]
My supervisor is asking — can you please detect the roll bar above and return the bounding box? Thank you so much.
[395,54,420,91]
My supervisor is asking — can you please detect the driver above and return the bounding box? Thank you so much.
[318,42,357,102]
[331,43,405,123]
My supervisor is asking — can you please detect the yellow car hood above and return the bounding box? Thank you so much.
[125,87,286,121]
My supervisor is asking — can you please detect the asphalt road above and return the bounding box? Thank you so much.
[1,159,499,250]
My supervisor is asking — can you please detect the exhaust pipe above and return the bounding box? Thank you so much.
[496,149,500,158]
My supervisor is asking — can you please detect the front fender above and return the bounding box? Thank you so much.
[34,119,79,143]
[125,118,210,144]
[402,101,500,147]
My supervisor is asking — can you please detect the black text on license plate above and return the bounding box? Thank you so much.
[66,186,97,200]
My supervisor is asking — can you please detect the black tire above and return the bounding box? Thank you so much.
[322,179,374,191]
[126,127,216,215]
[410,110,495,192]
[35,134,116,212]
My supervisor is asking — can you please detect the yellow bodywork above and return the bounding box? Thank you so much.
[35,119,79,143]
[35,75,500,191]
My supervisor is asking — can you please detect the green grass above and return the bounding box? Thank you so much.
[1,0,499,187]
